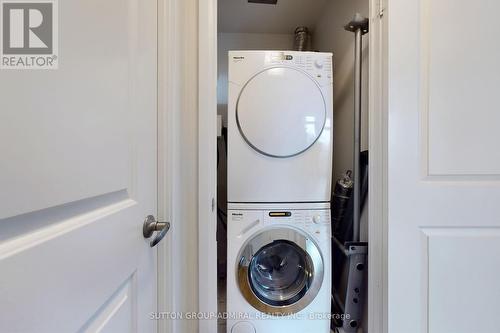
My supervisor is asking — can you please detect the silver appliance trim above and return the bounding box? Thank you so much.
[236,226,324,315]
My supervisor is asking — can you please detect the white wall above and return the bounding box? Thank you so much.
[217,32,294,126]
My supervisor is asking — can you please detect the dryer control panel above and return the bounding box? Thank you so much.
[229,50,333,87]
[266,52,333,86]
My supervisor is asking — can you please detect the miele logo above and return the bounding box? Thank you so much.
[231,212,244,221]
[232,56,244,59]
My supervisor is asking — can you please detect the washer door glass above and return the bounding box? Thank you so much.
[249,240,313,306]
[237,227,324,315]
[236,67,326,158]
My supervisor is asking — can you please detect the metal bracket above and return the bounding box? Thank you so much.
[344,13,369,35]
[379,7,385,18]
[332,237,368,332]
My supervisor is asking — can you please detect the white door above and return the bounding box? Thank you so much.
[387,1,500,332]
[0,0,159,332]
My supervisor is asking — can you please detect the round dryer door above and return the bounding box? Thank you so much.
[236,67,326,158]
[236,227,324,315]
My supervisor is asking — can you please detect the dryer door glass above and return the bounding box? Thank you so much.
[237,227,324,314]
[248,240,312,306]
[236,67,326,158]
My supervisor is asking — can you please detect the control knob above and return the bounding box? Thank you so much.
[314,59,324,69]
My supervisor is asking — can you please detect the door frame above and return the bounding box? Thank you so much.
[157,0,183,332]
[158,1,209,332]
[196,1,389,333]
[198,0,219,332]
[367,0,388,332]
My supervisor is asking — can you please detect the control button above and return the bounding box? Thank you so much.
[312,215,321,224]
[314,59,324,69]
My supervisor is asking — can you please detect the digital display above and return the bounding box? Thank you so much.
[269,212,292,217]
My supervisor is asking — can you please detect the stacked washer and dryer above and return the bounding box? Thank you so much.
[226,50,334,333]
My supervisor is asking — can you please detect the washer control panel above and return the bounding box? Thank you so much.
[263,209,331,240]
[263,209,331,226]
[228,208,331,241]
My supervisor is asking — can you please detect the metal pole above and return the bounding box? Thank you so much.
[353,28,362,242]
[345,14,368,243]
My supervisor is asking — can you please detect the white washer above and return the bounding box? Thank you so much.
[227,204,331,333]
[228,51,333,203]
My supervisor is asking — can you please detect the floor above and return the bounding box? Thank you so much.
[217,278,226,333]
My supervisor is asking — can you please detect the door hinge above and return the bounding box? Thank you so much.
[378,0,386,18]
[211,198,215,212]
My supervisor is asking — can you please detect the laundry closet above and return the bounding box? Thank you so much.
[216,1,370,332]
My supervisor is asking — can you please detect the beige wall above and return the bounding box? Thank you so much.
[314,0,369,240]
[313,0,369,190]
[313,1,369,331]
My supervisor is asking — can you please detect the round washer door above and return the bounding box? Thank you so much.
[236,67,326,158]
[237,227,324,315]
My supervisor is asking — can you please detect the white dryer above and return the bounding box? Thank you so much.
[226,204,332,333]
[228,51,333,204]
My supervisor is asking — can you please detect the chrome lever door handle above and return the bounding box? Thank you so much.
[143,215,170,247]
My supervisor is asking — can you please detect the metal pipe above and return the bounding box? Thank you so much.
[344,13,368,243]
[352,27,362,242]
[332,235,349,256]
